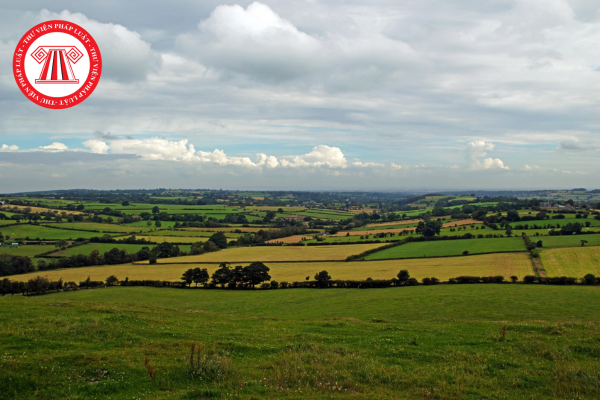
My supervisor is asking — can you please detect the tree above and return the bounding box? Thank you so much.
[506,210,521,222]
[152,206,160,214]
[121,201,130,206]
[415,220,442,237]
[105,275,119,286]
[314,270,332,286]
[192,268,209,287]
[581,240,588,246]
[55,239,68,250]
[510,276,518,283]
[37,259,48,271]
[76,204,85,211]
[209,232,228,249]
[181,269,193,287]
[397,270,410,285]
[203,241,219,253]
[211,263,232,287]
[155,220,162,227]
[536,240,543,248]
[190,241,205,255]
[243,262,271,287]
[505,225,513,237]
[583,274,597,285]
[153,242,176,258]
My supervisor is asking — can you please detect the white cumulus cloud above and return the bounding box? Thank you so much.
[465,140,509,170]
[38,142,68,151]
[0,144,18,152]
[82,139,110,154]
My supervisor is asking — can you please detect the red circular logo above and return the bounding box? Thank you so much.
[12,20,102,109]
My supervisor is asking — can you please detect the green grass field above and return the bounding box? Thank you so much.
[41,222,155,233]
[536,234,600,249]
[8,253,533,283]
[0,244,54,257]
[509,217,600,228]
[364,237,526,260]
[0,224,119,241]
[1,285,600,399]
[48,243,193,257]
[143,230,242,238]
[541,247,600,277]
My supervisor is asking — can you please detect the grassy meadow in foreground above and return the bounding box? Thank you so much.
[1,286,600,399]
[8,253,534,283]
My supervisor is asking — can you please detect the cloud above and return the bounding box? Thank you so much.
[93,131,119,140]
[279,145,347,168]
[79,137,348,170]
[558,139,599,152]
[83,139,110,154]
[40,9,158,82]
[38,142,68,151]
[178,2,322,82]
[176,2,417,84]
[353,161,385,168]
[524,164,542,171]
[465,140,509,170]
[0,144,18,152]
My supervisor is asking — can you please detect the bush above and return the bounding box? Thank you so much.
[406,278,419,286]
[583,273,597,285]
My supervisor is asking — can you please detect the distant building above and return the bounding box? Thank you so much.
[281,216,305,221]
[539,201,552,208]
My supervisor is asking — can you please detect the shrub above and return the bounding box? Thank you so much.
[523,275,538,284]
[406,278,419,286]
[583,274,597,285]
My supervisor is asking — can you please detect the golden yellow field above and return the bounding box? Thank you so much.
[8,253,533,283]
[137,243,386,264]
[541,247,600,277]
[364,219,423,228]
[180,227,275,233]
[136,236,208,244]
[266,235,312,244]
[0,205,83,215]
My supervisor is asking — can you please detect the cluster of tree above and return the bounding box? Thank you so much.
[34,242,181,275]
[208,262,272,288]
[548,222,584,236]
[0,255,35,277]
[523,274,598,285]
[89,235,156,244]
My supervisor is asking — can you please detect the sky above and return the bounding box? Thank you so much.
[1,0,599,192]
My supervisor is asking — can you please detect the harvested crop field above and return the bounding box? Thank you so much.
[266,235,312,244]
[541,247,600,277]
[138,243,387,263]
[8,253,533,283]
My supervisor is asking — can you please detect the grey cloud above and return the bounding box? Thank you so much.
[558,139,599,152]
[93,131,119,140]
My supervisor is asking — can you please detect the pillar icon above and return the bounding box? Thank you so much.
[31,46,84,84]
